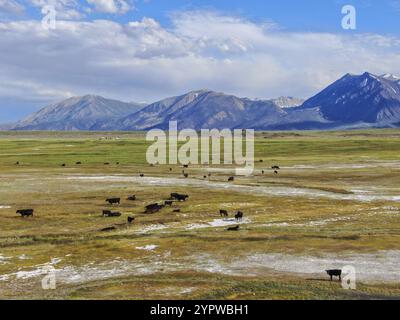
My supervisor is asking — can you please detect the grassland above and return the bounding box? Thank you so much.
[0,129,400,299]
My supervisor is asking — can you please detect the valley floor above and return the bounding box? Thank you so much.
[0,130,400,299]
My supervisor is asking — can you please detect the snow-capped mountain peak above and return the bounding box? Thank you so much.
[381,73,400,81]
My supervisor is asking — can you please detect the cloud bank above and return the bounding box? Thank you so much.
[1,10,400,121]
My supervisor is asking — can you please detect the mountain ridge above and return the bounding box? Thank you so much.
[4,72,400,131]
[11,95,146,131]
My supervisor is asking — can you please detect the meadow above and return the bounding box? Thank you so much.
[0,129,400,299]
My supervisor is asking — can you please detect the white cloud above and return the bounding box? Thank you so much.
[0,10,400,120]
[86,0,132,14]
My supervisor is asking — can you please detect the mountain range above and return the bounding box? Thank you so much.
[3,72,400,131]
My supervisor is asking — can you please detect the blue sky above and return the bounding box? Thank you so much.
[0,0,400,122]
[15,0,400,34]
[143,0,400,34]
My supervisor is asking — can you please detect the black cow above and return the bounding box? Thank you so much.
[235,211,244,221]
[183,165,189,168]
[127,216,135,224]
[274,170,279,174]
[106,198,120,205]
[228,176,235,182]
[164,200,174,206]
[102,210,121,217]
[272,165,280,170]
[170,193,189,202]
[140,174,144,177]
[101,226,116,232]
[17,209,34,217]
[127,195,136,201]
[261,170,265,175]
[61,163,66,167]
[145,203,165,214]
[76,162,82,165]
[104,162,110,165]
[183,173,189,178]
[204,176,207,179]
[326,269,342,281]
[15,161,19,165]
[220,210,228,218]
[227,225,240,231]
[173,209,181,213]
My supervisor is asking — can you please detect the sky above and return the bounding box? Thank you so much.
[0,0,400,122]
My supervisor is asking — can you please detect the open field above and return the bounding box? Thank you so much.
[1,129,400,299]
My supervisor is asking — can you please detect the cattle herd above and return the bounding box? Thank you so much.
[15,189,244,234]
[10,161,342,280]
[13,162,281,232]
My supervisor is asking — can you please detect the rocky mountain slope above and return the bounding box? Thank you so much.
[11,95,145,131]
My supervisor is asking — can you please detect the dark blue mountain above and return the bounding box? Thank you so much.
[299,72,400,126]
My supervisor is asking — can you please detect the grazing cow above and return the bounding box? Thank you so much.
[173,209,181,213]
[140,174,144,177]
[76,162,81,165]
[183,173,189,178]
[235,211,244,221]
[169,168,173,171]
[116,162,119,165]
[326,269,342,281]
[127,195,136,201]
[145,203,165,214]
[164,200,174,206]
[102,210,121,217]
[101,226,116,232]
[183,165,189,168]
[170,193,189,202]
[15,161,19,165]
[262,170,265,175]
[259,160,264,163]
[16,209,34,217]
[204,176,207,179]
[227,225,240,231]
[228,176,235,182]
[171,193,179,199]
[127,216,135,224]
[106,198,120,205]
[272,165,280,170]
[220,210,228,218]
[109,212,121,217]
[104,162,110,165]
[61,163,66,167]
[274,170,278,174]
